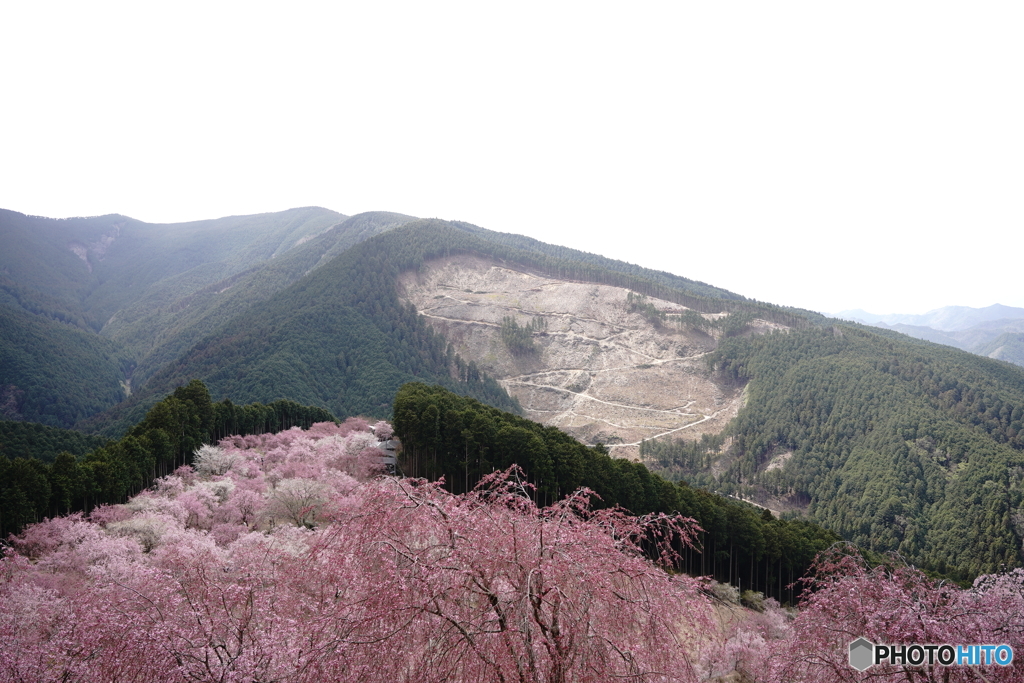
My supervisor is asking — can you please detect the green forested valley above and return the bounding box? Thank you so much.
[0,304,134,425]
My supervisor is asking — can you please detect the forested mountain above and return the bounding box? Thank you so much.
[645,325,1024,579]
[0,304,133,426]
[4,206,1024,583]
[0,207,345,332]
[136,219,799,432]
[0,208,416,426]
[142,217,1024,578]
[976,331,1024,366]
[1,208,798,434]
[103,210,417,386]
[871,321,1024,368]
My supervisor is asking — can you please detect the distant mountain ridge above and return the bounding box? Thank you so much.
[837,304,1024,331]
[0,207,419,425]
[0,206,347,333]
[835,304,1024,368]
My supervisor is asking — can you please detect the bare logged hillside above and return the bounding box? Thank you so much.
[399,255,787,459]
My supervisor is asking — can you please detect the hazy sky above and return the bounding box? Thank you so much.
[2,2,1021,315]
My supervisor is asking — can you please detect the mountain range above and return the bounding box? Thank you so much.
[837,304,1024,367]
[3,206,1024,580]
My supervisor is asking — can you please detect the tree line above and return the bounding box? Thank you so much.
[443,220,807,325]
[0,420,107,463]
[626,291,759,338]
[393,382,840,603]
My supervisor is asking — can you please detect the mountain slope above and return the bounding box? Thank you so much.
[131,221,523,424]
[6,207,1024,581]
[1,208,419,426]
[0,305,134,426]
[103,211,416,384]
[978,332,1024,367]
[454,222,748,301]
[138,219,800,429]
[678,326,1024,578]
[397,253,764,458]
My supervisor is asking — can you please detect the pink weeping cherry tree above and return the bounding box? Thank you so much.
[305,469,716,682]
[749,547,1024,683]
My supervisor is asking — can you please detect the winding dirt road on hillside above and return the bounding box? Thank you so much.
[398,255,768,460]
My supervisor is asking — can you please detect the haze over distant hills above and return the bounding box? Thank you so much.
[4,206,1024,580]
[0,207,421,425]
[836,304,1024,367]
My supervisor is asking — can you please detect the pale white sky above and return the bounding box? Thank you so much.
[2,2,1021,315]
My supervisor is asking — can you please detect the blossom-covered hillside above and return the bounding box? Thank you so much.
[1,419,717,681]
[2,418,1022,682]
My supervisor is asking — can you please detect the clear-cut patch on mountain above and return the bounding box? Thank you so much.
[399,254,787,459]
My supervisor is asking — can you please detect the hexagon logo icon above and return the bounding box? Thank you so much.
[849,638,874,671]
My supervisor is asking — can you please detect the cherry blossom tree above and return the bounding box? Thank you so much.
[754,547,1024,683]
[372,420,394,441]
[307,469,714,682]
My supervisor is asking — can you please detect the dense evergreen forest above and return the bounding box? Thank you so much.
[0,304,135,426]
[645,325,1024,580]
[138,221,524,425]
[393,382,840,603]
[0,380,334,539]
[104,211,417,387]
[0,420,107,463]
